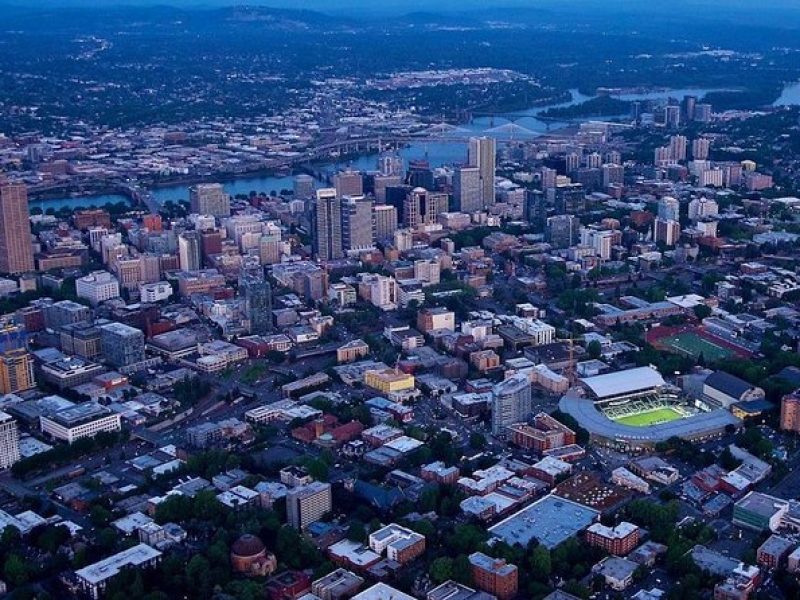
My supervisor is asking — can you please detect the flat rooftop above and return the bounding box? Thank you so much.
[76,543,162,585]
[488,494,599,549]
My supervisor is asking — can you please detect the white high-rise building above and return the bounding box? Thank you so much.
[374,205,398,243]
[669,135,688,162]
[454,166,481,213]
[692,137,711,160]
[468,137,496,208]
[0,411,20,470]
[491,374,532,435]
[341,195,375,253]
[178,232,202,272]
[658,196,680,222]
[190,183,230,217]
[580,228,614,260]
[75,271,121,306]
[688,197,720,221]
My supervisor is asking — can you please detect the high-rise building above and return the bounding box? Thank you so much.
[403,188,448,229]
[585,152,602,169]
[341,195,375,253]
[688,197,719,221]
[189,183,230,218]
[240,273,272,335]
[453,166,481,213]
[602,164,625,188]
[468,137,496,208]
[0,349,35,395]
[581,228,614,260]
[0,411,20,470]
[491,373,532,435]
[694,103,713,123]
[312,189,343,261]
[524,190,547,233]
[546,215,580,249]
[0,182,35,274]
[293,174,316,200]
[565,152,581,174]
[654,146,673,167]
[540,167,557,190]
[405,160,435,191]
[692,137,711,161]
[373,175,402,204]
[378,153,403,177]
[333,170,363,198]
[658,196,680,222]
[781,393,800,433]
[683,95,698,122]
[669,135,688,162]
[178,231,202,272]
[286,481,332,530]
[99,322,145,367]
[75,271,121,306]
[552,183,585,214]
[654,218,681,247]
[664,104,681,128]
[373,204,398,243]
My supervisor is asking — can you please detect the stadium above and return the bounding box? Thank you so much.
[558,366,741,450]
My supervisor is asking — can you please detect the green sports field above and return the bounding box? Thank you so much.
[613,407,683,427]
[661,332,733,362]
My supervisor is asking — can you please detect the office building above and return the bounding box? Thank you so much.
[468,552,518,600]
[454,166,482,213]
[468,137,496,207]
[553,183,585,214]
[525,189,547,232]
[40,402,122,444]
[546,215,580,249]
[178,231,203,272]
[378,153,403,177]
[44,300,91,329]
[341,195,375,253]
[0,411,20,469]
[286,481,332,530]
[75,271,121,306]
[491,373,532,435]
[190,183,230,217]
[0,182,34,274]
[240,273,272,335]
[602,164,624,188]
[0,349,35,395]
[406,160,435,190]
[100,322,145,367]
[312,569,364,600]
[695,103,712,123]
[373,204,398,243]
[293,174,316,200]
[312,188,343,261]
[404,188,448,229]
[334,170,363,198]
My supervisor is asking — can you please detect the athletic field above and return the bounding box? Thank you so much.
[613,407,683,427]
[661,332,733,362]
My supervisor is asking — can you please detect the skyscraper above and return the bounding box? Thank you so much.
[312,188,343,261]
[240,273,273,335]
[341,195,375,253]
[692,137,711,161]
[0,411,20,470]
[178,231,202,272]
[0,349,35,395]
[669,135,688,162]
[453,166,481,213]
[491,374,532,435]
[468,137,496,208]
[524,190,547,233]
[546,215,580,249]
[293,174,315,200]
[189,183,230,217]
[373,204,398,243]
[0,182,34,275]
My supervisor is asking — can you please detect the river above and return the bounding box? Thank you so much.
[773,81,800,107]
[37,86,751,211]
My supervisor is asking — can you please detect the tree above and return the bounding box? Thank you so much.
[429,557,453,584]
[529,545,552,581]
[469,432,487,450]
[185,555,211,595]
[3,554,28,586]
[693,304,712,320]
[587,340,602,359]
[347,521,367,543]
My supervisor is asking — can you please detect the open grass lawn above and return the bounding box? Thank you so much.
[662,332,733,362]
[613,407,683,427]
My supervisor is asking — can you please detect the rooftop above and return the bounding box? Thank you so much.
[75,544,162,585]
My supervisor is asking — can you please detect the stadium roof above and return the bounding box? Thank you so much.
[558,394,741,447]
[580,366,665,400]
[705,371,756,400]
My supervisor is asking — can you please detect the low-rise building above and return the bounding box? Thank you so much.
[585,522,641,556]
[468,551,518,600]
[75,544,162,599]
[40,402,121,444]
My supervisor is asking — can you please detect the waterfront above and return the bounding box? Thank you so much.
[35,86,749,212]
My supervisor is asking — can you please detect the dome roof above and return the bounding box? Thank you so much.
[231,534,266,557]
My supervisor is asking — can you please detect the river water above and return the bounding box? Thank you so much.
[37,86,766,211]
